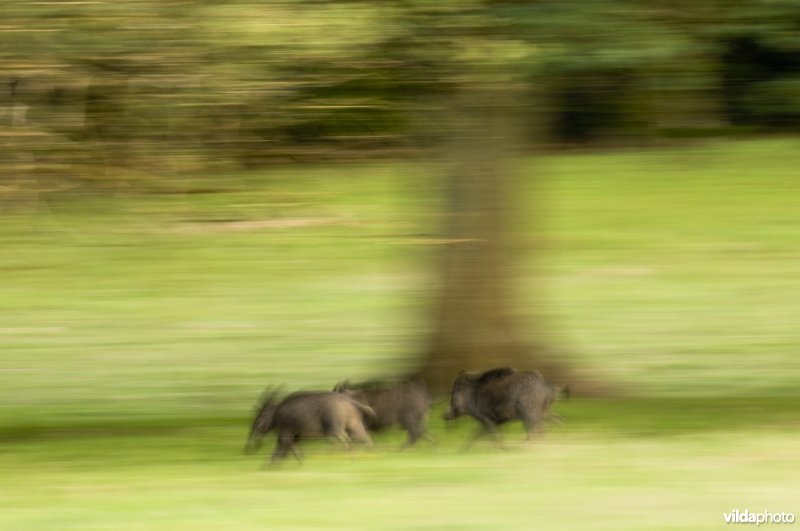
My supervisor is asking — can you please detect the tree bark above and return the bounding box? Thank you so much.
[417,81,569,394]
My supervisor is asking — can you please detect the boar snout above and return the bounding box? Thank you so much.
[243,438,262,454]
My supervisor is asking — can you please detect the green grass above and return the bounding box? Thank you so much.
[2,424,798,530]
[1,138,799,529]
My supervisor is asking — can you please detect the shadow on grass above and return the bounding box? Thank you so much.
[561,394,800,437]
[0,416,247,444]
[1,394,798,444]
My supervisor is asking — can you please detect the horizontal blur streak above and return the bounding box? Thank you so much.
[3,1,800,182]
[2,2,800,528]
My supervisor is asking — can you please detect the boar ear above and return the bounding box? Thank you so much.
[334,380,352,392]
[455,370,478,382]
[254,385,279,411]
[257,385,274,403]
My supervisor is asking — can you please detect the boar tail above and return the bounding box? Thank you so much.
[351,400,377,421]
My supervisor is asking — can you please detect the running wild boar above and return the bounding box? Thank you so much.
[443,367,568,448]
[333,377,432,447]
[245,388,375,464]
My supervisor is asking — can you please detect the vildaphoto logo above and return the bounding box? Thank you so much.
[724,510,796,525]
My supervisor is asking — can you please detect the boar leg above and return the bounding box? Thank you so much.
[346,422,374,447]
[399,416,424,449]
[267,432,304,466]
[401,413,435,449]
[521,412,545,440]
[462,415,503,451]
[268,434,294,465]
[289,434,303,463]
[331,429,352,450]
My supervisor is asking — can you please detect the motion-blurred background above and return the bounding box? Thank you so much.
[1,2,799,529]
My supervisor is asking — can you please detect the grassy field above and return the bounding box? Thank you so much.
[1,138,799,529]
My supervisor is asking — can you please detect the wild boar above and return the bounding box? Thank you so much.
[333,377,432,447]
[443,367,568,448]
[245,388,375,464]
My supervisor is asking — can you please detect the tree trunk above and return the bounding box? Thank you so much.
[417,81,569,394]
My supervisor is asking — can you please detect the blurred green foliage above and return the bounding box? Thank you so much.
[3,0,800,187]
